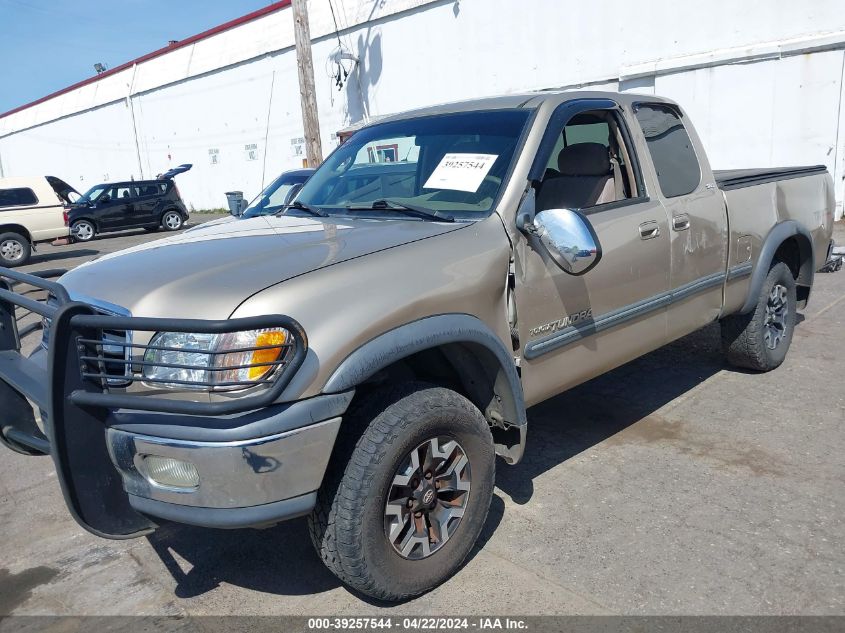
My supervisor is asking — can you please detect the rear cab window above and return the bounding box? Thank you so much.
[634,104,701,198]
[0,188,39,209]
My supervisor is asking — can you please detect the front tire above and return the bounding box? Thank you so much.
[162,210,184,231]
[309,383,495,601]
[0,232,31,267]
[71,220,96,242]
[721,261,796,371]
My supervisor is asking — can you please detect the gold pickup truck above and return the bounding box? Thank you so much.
[0,92,835,600]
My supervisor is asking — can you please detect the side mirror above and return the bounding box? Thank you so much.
[521,207,602,275]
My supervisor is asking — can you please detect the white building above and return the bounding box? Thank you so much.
[1,0,844,218]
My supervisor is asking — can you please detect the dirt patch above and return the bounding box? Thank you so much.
[0,566,59,614]
[606,414,788,477]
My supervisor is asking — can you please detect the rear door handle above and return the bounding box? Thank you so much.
[638,221,660,240]
[672,214,690,231]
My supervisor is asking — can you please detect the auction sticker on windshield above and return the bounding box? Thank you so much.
[423,153,498,192]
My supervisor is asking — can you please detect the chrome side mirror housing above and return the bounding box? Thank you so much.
[522,207,602,275]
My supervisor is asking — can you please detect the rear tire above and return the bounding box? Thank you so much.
[721,261,796,371]
[71,220,96,242]
[0,232,31,267]
[162,210,183,231]
[309,383,495,601]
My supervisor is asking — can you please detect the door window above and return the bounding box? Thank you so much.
[107,185,137,201]
[634,104,701,198]
[0,188,38,208]
[536,110,640,212]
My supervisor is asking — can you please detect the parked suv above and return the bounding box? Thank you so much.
[68,165,191,242]
[0,175,77,266]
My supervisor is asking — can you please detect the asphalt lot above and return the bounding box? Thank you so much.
[0,219,843,617]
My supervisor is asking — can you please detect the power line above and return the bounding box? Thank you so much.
[327,0,343,48]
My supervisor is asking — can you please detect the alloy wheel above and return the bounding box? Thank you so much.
[73,222,94,241]
[164,213,182,230]
[763,283,788,349]
[0,239,24,262]
[384,436,471,560]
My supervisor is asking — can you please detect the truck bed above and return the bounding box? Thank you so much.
[714,166,827,190]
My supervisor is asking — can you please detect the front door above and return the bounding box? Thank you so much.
[513,101,671,407]
[632,104,728,341]
[98,184,135,230]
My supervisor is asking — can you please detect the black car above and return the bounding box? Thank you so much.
[240,168,315,218]
[68,164,192,242]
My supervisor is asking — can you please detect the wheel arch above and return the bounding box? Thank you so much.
[0,224,33,243]
[71,217,98,231]
[161,207,183,217]
[740,220,814,313]
[323,314,527,464]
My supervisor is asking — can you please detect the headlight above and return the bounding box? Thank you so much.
[142,328,292,390]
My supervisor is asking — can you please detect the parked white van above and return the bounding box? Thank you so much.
[0,176,77,266]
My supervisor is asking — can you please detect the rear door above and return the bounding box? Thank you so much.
[632,104,728,340]
[514,99,671,406]
[131,183,162,226]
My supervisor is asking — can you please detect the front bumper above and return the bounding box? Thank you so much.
[107,414,342,528]
[0,267,347,537]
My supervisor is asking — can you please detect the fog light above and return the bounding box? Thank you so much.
[142,455,200,489]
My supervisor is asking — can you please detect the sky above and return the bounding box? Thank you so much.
[0,0,273,113]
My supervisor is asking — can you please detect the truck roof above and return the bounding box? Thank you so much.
[369,90,679,126]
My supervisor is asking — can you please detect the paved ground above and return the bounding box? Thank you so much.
[0,221,843,617]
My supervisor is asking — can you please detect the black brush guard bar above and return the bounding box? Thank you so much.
[0,267,308,538]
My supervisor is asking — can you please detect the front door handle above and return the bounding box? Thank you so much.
[672,214,690,231]
[638,221,660,240]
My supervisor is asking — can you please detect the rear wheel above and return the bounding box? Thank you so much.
[309,383,495,601]
[162,210,183,231]
[721,261,796,371]
[0,232,31,267]
[71,220,95,242]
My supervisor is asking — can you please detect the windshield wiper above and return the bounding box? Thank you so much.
[346,199,454,222]
[277,200,328,217]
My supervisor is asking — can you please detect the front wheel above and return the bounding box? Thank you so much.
[162,211,184,231]
[721,261,797,371]
[71,220,95,242]
[0,232,31,267]
[309,384,495,601]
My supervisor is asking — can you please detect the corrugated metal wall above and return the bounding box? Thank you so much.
[1,0,844,217]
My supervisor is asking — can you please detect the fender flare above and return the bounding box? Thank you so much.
[323,314,527,464]
[740,220,815,314]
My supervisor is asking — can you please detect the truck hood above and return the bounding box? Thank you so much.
[59,215,465,319]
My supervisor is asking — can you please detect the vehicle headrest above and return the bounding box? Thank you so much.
[557,143,611,176]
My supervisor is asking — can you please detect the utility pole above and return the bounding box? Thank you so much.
[291,0,323,167]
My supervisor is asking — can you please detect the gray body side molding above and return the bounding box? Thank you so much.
[323,314,527,463]
[740,220,815,314]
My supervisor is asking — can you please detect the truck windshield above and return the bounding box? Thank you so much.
[242,171,312,218]
[294,109,531,219]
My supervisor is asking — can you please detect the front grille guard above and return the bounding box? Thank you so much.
[0,268,308,416]
[0,266,308,538]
